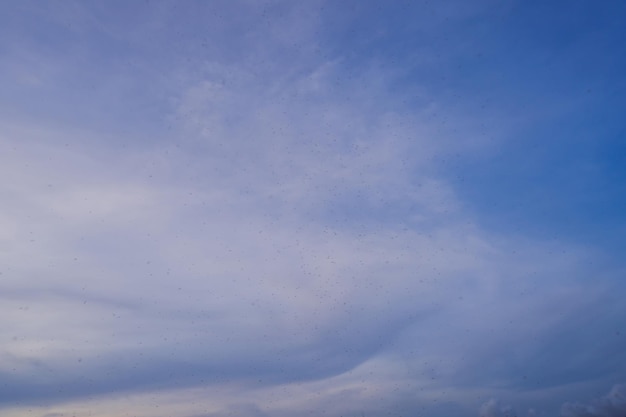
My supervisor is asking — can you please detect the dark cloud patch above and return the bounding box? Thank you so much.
[0,266,437,409]
[0,306,430,408]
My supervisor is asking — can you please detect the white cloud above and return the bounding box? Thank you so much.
[0,2,624,417]
[1,62,616,415]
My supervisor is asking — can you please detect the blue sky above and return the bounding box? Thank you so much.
[1,1,625,417]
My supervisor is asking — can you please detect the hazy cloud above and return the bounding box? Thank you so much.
[480,399,518,417]
[1,1,625,417]
[561,385,626,417]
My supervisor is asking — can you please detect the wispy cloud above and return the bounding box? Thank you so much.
[1,1,625,417]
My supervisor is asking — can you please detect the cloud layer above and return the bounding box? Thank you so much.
[1,1,625,417]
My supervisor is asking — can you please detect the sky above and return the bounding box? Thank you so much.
[0,1,625,416]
